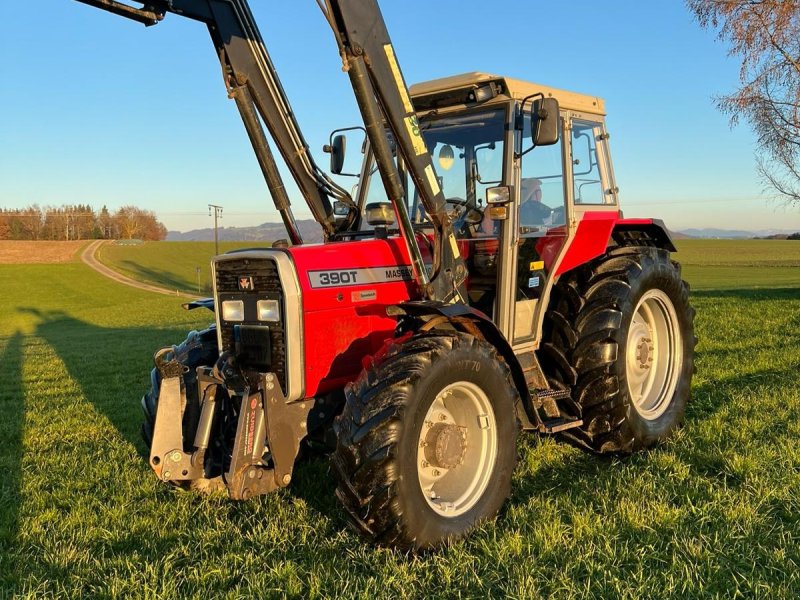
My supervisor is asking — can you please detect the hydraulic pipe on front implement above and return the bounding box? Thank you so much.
[323,0,468,303]
[74,0,353,242]
[345,57,430,290]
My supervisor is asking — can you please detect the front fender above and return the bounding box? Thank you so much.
[389,301,537,429]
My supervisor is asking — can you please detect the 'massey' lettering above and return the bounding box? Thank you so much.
[385,267,412,280]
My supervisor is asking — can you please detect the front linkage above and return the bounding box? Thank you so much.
[149,349,311,500]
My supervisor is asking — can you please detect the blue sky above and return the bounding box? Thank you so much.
[2,0,798,233]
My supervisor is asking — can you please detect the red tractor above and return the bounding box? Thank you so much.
[79,0,695,550]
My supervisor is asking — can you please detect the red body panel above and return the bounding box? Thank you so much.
[287,239,421,397]
[554,212,655,276]
[287,213,658,398]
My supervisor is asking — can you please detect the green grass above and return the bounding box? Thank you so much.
[1,240,799,598]
[674,239,800,291]
[97,241,266,295]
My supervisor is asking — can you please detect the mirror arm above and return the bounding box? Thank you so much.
[325,126,368,179]
[514,93,544,159]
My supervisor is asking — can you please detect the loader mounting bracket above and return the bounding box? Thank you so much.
[225,372,313,500]
[150,348,206,481]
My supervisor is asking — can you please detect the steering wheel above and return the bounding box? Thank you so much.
[445,196,468,208]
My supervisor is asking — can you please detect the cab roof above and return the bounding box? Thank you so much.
[409,72,605,116]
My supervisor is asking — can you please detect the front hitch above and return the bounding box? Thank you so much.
[149,349,313,500]
[148,347,210,482]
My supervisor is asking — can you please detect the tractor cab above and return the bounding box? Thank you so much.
[336,73,619,345]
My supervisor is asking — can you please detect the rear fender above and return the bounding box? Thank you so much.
[611,218,676,251]
[389,301,536,429]
[556,214,676,276]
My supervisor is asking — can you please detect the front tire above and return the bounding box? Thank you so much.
[540,246,696,453]
[332,332,519,550]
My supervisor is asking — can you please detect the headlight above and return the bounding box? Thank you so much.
[221,300,245,322]
[257,299,280,322]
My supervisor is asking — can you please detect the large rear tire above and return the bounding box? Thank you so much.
[540,246,696,453]
[332,332,519,550]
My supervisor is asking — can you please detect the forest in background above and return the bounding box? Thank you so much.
[0,205,167,241]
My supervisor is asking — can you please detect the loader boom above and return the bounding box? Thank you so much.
[74,0,466,302]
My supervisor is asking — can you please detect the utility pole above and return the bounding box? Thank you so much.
[208,204,223,256]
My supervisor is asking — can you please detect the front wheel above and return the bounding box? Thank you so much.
[540,246,696,453]
[332,332,519,550]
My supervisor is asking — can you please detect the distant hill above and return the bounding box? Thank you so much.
[167,219,323,243]
[677,228,799,239]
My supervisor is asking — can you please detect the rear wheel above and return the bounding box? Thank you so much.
[332,332,519,550]
[540,246,696,453]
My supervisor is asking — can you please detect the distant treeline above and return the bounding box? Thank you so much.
[757,233,800,240]
[0,205,167,241]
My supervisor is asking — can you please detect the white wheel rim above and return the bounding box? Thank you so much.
[416,381,498,517]
[626,289,682,420]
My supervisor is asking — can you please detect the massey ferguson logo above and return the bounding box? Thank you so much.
[238,276,254,291]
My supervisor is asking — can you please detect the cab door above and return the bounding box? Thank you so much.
[511,111,570,344]
[510,111,618,347]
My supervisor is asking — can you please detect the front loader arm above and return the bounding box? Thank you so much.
[76,0,466,301]
[74,0,358,242]
[323,0,467,303]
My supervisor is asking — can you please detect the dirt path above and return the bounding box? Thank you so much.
[81,240,193,298]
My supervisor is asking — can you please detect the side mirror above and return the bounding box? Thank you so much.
[325,134,347,174]
[530,98,560,147]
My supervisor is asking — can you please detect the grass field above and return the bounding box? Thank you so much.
[1,239,799,598]
[96,241,265,295]
[674,239,800,291]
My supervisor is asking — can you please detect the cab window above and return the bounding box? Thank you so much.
[519,113,566,235]
[571,119,613,205]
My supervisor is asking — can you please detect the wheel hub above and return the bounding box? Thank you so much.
[635,336,654,369]
[417,382,498,517]
[424,423,467,469]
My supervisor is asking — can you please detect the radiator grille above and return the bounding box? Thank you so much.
[215,257,286,392]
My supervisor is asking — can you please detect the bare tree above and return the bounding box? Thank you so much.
[687,0,800,203]
[113,206,167,240]
[114,206,142,240]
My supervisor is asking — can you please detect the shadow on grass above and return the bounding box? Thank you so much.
[18,308,195,455]
[17,308,350,530]
[119,260,211,295]
[0,332,24,594]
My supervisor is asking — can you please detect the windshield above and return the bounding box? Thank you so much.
[360,108,506,228]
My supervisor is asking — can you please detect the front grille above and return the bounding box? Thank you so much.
[215,256,286,393]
